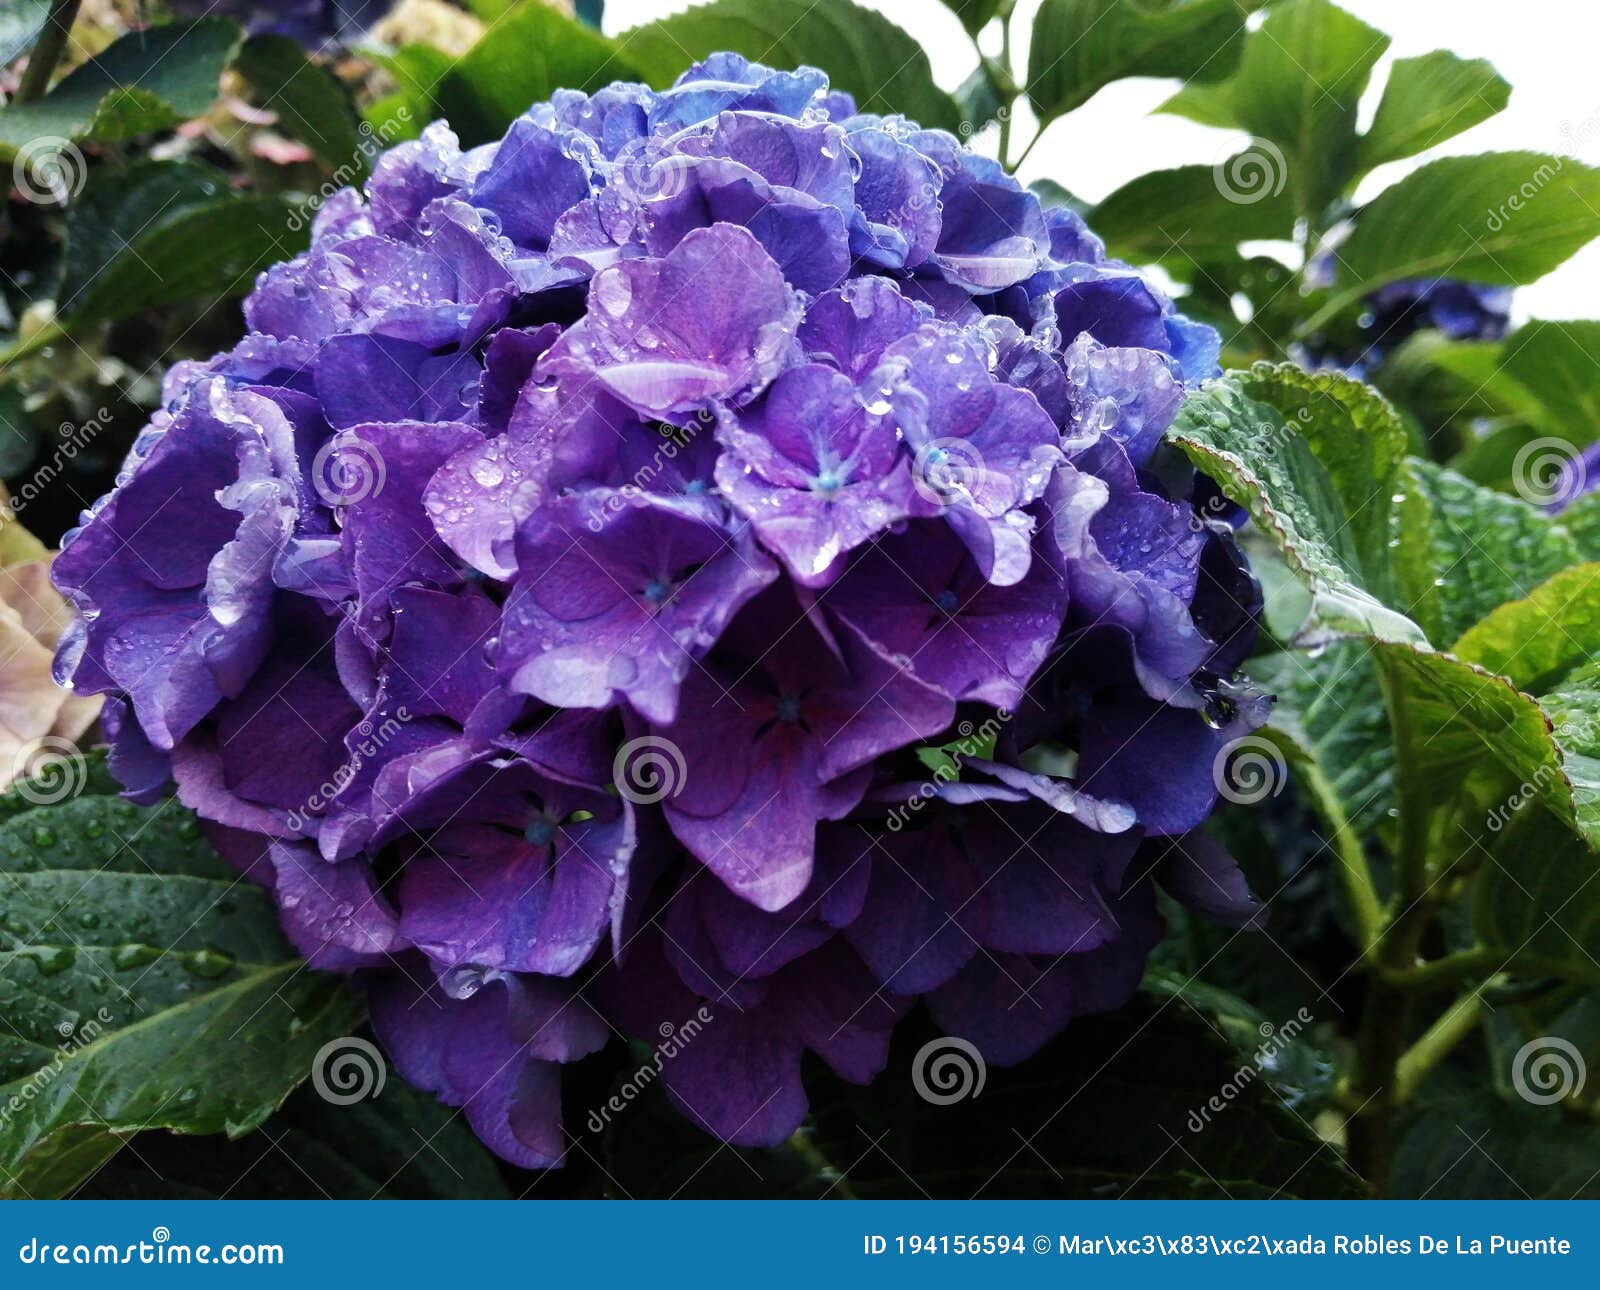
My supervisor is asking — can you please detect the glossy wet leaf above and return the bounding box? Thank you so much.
[1169,362,1422,643]
[0,794,360,1199]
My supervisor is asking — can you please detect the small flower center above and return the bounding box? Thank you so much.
[775,694,804,724]
[811,469,845,497]
[523,817,558,847]
[641,578,673,606]
[934,588,959,614]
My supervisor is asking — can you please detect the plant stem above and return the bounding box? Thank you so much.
[1277,729,1386,956]
[996,11,1014,168]
[1382,947,1501,992]
[1394,983,1492,1102]
[15,0,82,104]
[1345,656,1441,1193]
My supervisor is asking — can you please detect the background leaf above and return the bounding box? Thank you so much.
[1357,51,1510,175]
[234,34,367,173]
[615,0,960,131]
[434,3,641,145]
[32,160,307,356]
[0,20,241,157]
[1090,161,1295,261]
[1333,152,1600,293]
[1027,0,1250,124]
[1160,0,1388,217]
[0,0,52,65]
[1170,362,1422,642]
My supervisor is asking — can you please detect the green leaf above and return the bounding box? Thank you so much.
[435,3,643,145]
[1373,641,1600,886]
[1375,333,1543,450]
[39,160,306,353]
[0,751,121,822]
[1499,319,1600,440]
[1357,52,1510,175]
[1143,968,1337,1113]
[1250,642,1395,837]
[1169,362,1423,643]
[1090,161,1295,261]
[368,42,454,129]
[0,20,241,158]
[1394,1069,1600,1199]
[1392,458,1580,646]
[938,0,1004,35]
[0,0,52,65]
[1027,0,1250,123]
[1160,0,1388,216]
[952,65,1002,136]
[0,795,361,1198]
[234,34,366,174]
[1558,493,1600,563]
[1334,153,1600,294]
[1452,564,1600,692]
[616,0,960,132]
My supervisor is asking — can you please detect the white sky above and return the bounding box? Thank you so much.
[604,0,1598,321]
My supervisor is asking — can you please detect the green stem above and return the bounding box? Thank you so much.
[15,0,82,104]
[996,12,1014,168]
[1345,655,1445,1194]
[1394,983,1492,1102]
[1381,948,1501,992]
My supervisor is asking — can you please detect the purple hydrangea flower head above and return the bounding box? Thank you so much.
[1301,251,1513,376]
[54,55,1269,1164]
